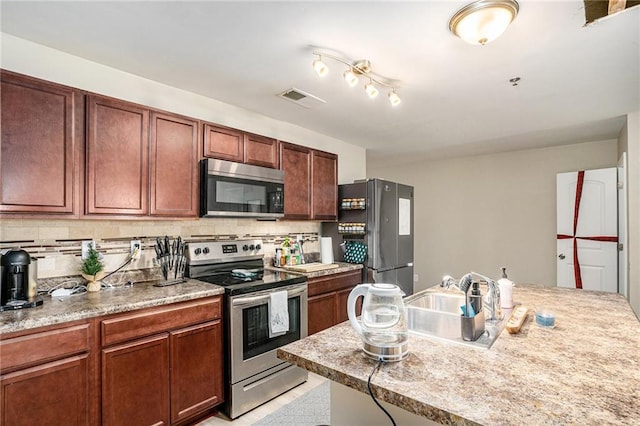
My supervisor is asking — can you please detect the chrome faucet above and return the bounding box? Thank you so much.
[470,272,502,323]
[440,272,502,322]
[440,275,459,290]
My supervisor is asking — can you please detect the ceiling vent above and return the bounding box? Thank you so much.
[277,88,326,109]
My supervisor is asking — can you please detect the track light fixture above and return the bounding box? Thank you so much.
[312,51,402,107]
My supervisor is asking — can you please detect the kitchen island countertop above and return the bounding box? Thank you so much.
[0,279,224,335]
[278,284,640,425]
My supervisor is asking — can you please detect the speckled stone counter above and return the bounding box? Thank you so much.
[0,279,224,335]
[278,285,640,425]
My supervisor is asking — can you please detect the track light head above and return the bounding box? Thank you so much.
[313,57,328,77]
[388,90,401,106]
[365,81,379,99]
[343,69,359,87]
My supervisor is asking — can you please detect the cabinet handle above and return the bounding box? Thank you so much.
[558,254,565,260]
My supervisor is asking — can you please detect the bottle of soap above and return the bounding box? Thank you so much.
[498,267,514,309]
[470,281,483,314]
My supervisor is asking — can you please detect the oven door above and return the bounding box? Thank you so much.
[201,159,284,218]
[229,283,307,384]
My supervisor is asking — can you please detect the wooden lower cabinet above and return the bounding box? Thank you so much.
[170,320,223,424]
[1,355,89,425]
[102,334,170,426]
[308,293,337,335]
[0,297,224,426]
[308,270,362,335]
[100,297,224,425]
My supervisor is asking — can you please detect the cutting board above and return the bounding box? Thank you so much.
[282,263,340,273]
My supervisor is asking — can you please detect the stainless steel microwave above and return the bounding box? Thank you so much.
[200,159,284,219]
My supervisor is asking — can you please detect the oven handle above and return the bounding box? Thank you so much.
[231,285,306,307]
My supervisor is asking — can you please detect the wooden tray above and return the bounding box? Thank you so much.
[282,263,340,273]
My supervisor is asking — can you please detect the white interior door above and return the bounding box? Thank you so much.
[557,168,618,292]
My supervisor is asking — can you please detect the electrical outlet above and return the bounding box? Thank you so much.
[413,274,419,283]
[130,240,141,258]
[81,240,96,260]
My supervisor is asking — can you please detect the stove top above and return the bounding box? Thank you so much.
[186,239,307,296]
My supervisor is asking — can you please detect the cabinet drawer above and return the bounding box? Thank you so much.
[0,322,90,373]
[308,270,361,297]
[101,297,222,347]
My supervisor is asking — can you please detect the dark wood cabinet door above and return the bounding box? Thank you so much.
[170,320,224,423]
[308,270,362,334]
[86,95,149,215]
[150,112,199,217]
[311,150,338,220]
[336,287,354,324]
[102,334,169,426]
[0,71,82,215]
[308,293,337,335]
[203,123,243,162]
[280,142,311,219]
[244,133,278,168]
[1,355,89,426]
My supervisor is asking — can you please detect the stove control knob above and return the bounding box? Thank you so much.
[249,244,255,251]
[242,245,249,251]
[194,248,202,255]
[202,247,210,254]
[255,244,261,250]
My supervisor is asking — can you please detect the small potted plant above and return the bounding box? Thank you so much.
[81,247,105,292]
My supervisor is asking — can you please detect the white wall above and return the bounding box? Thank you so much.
[368,140,619,291]
[0,33,366,184]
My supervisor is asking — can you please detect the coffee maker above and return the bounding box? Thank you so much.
[0,249,43,311]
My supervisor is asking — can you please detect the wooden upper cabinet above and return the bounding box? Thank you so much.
[203,123,278,168]
[150,112,199,217]
[311,150,338,220]
[280,142,338,220]
[203,123,243,162]
[244,133,278,168]
[0,71,82,216]
[86,95,149,215]
[280,142,312,219]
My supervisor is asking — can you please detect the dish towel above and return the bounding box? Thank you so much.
[269,290,289,337]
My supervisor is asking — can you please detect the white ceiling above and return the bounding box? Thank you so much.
[2,1,639,165]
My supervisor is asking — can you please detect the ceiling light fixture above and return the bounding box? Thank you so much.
[449,0,519,45]
[311,51,402,107]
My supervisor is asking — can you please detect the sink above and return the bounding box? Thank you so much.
[404,290,504,349]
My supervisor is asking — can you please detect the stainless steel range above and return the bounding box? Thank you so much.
[186,239,308,419]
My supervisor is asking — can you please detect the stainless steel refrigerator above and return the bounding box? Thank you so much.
[322,179,414,295]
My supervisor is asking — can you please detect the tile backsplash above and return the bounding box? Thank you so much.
[0,218,322,283]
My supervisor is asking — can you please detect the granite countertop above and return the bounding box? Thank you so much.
[266,262,363,279]
[278,284,640,425]
[0,279,224,335]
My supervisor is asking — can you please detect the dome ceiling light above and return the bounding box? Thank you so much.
[311,51,402,107]
[449,0,519,45]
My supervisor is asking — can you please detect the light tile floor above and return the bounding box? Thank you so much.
[196,373,328,426]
